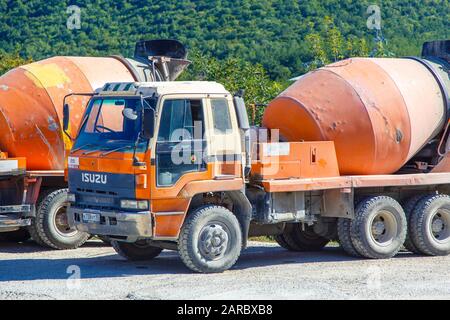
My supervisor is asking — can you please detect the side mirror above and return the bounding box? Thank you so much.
[122,108,138,121]
[63,103,70,131]
[233,96,250,130]
[142,108,155,140]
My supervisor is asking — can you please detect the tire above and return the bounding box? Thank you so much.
[178,205,242,273]
[280,223,329,252]
[0,228,30,242]
[402,195,427,254]
[112,240,162,261]
[337,218,361,257]
[28,188,54,247]
[98,235,111,245]
[410,194,450,256]
[274,224,298,251]
[350,196,407,259]
[28,189,89,250]
[274,234,293,250]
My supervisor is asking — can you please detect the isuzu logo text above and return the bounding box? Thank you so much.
[81,172,107,185]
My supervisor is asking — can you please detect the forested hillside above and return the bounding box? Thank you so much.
[0,0,449,79]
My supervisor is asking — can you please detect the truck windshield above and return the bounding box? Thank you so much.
[73,97,149,153]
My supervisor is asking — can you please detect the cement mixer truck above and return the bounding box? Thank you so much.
[0,40,190,249]
[65,40,449,273]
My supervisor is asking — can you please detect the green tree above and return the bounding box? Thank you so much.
[180,50,287,124]
[0,51,31,75]
[305,33,329,70]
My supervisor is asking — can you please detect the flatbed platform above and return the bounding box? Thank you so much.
[261,172,450,192]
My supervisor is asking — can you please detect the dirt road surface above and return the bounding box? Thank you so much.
[1,240,449,300]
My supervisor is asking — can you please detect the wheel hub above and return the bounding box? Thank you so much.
[54,205,77,236]
[432,218,444,234]
[370,210,397,245]
[372,220,386,237]
[431,210,449,241]
[199,224,229,261]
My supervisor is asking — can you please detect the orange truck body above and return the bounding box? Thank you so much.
[0,40,190,247]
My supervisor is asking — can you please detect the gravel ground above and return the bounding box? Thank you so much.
[0,239,449,300]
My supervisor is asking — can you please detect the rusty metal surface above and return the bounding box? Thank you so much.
[262,172,450,193]
[263,58,447,175]
[0,57,135,170]
[371,58,445,160]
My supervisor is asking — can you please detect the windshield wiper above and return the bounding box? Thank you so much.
[82,146,109,155]
[71,143,93,153]
[100,145,130,156]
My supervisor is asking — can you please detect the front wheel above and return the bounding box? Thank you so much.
[112,240,162,261]
[178,205,242,273]
[28,189,89,250]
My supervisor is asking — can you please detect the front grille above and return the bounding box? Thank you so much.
[76,188,118,196]
[73,187,122,211]
[81,195,115,206]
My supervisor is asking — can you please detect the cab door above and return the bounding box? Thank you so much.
[153,96,208,189]
[205,95,242,178]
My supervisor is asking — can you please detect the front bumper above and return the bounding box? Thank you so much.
[0,205,33,232]
[68,206,153,242]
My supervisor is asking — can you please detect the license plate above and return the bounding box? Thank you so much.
[82,212,101,223]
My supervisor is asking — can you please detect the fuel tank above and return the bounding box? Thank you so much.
[263,57,449,175]
[0,40,190,170]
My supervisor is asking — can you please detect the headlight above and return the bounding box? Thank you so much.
[120,199,149,210]
[67,193,76,203]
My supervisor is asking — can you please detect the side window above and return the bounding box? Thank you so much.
[156,99,206,187]
[211,99,232,134]
[158,99,204,141]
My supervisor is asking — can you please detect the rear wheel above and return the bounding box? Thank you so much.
[402,195,426,254]
[112,240,162,261]
[178,205,242,273]
[0,228,30,242]
[337,218,361,257]
[410,194,450,256]
[28,189,89,250]
[350,196,406,259]
[274,233,294,250]
[98,235,111,245]
[280,223,329,251]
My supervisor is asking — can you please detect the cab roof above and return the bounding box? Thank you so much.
[98,81,230,97]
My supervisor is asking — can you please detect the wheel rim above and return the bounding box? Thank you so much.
[53,204,78,237]
[369,210,398,246]
[198,222,230,261]
[429,208,450,243]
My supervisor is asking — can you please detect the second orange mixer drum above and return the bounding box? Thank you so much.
[0,57,136,170]
[0,40,190,171]
[263,57,449,175]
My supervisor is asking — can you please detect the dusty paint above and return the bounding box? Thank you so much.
[47,116,59,131]
[0,56,136,170]
[22,63,71,89]
[263,58,446,175]
[34,124,61,169]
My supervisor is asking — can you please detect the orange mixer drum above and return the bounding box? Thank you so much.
[0,57,136,170]
[263,58,448,175]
